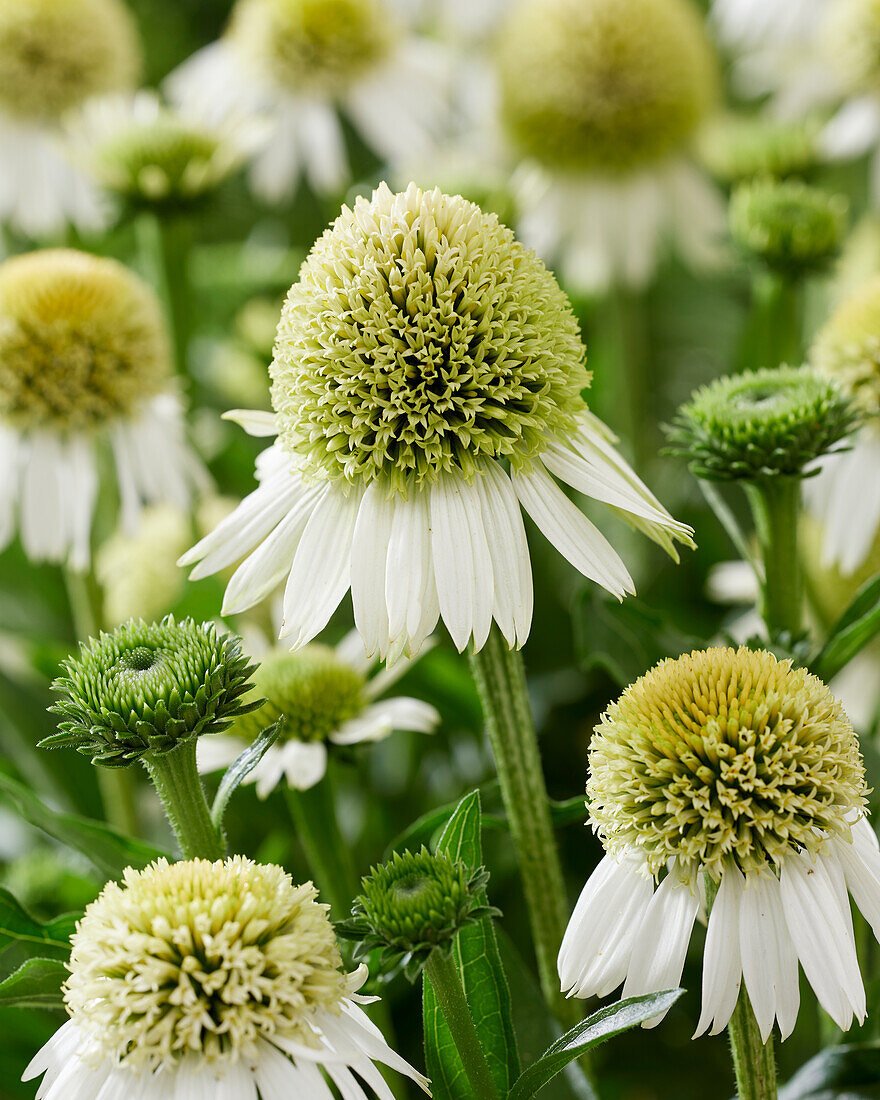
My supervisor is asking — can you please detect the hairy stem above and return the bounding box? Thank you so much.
[744,478,803,637]
[143,739,226,860]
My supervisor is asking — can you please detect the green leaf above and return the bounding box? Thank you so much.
[779,1042,880,1099]
[0,771,168,880]
[0,889,77,960]
[811,575,880,683]
[508,990,685,1100]
[210,717,284,831]
[423,791,520,1100]
[0,958,67,1010]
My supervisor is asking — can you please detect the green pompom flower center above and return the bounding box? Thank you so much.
[699,114,820,184]
[497,0,718,174]
[95,118,224,202]
[271,183,588,490]
[229,0,396,96]
[0,0,139,121]
[235,644,366,743]
[813,274,880,416]
[0,249,171,432]
[587,647,866,879]
[65,857,346,1069]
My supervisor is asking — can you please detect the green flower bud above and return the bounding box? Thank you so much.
[342,848,499,980]
[46,617,262,767]
[729,179,848,276]
[667,366,860,481]
[699,114,820,185]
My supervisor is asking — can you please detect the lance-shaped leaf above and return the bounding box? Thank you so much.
[811,575,880,684]
[0,958,68,1010]
[0,888,78,960]
[211,717,284,831]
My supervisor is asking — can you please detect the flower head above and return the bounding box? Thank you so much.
[0,0,139,122]
[182,184,692,658]
[668,366,860,481]
[0,249,170,432]
[24,857,430,1098]
[497,0,718,174]
[47,617,261,766]
[825,0,880,95]
[344,847,498,978]
[699,114,821,184]
[812,275,880,416]
[729,179,848,276]
[559,646,880,1041]
[198,633,439,796]
[228,0,397,96]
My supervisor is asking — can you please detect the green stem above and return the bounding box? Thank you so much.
[728,989,778,1100]
[64,566,140,837]
[743,478,803,637]
[284,768,358,920]
[142,739,225,860]
[425,949,501,1100]
[136,211,191,376]
[469,626,580,1030]
[754,272,803,370]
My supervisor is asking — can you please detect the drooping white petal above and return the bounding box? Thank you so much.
[297,98,348,194]
[804,433,880,576]
[622,871,699,1026]
[20,432,66,563]
[384,488,440,659]
[834,817,880,944]
[738,869,800,1042]
[694,867,744,1038]
[279,741,328,793]
[512,461,634,599]
[67,435,99,571]
[221,409,278,436]
[196,735,247,775]
[330,697,439,745]
[821,96,880,159]
[780,847,865,1031]
[0,426,21,553]
[558,851,654,999]
[350,481,395,660]
[279,483,362,649]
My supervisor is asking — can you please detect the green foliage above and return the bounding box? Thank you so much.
[0,959,68,1011]
[811,575,880,682]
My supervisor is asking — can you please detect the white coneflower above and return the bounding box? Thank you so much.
[0,249,207,568]
[0,0,140,237]
[180,184,693,660]
[68,91,261,209]
[24,857,430,1100]
[496,0,724,294]
[807,275,880,575]
[167,0,449,203]
[198,631,438,796]
[559,646,880,1040]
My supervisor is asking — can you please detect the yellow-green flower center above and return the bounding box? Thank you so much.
[0,249,170,432]
[271,183,588,491]
[826,0,880,95]
[229,0,396,96]
[0,0,139,121]
[587,647,866,879]
[235,644,366,743]
[64,858,347,1068]
[812,275,880,416]
[497,0,718,174]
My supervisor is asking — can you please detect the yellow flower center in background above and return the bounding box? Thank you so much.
[0,0,140,121]
[812,274,880,416]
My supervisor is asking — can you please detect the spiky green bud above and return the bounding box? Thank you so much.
[729,179,848,276]
[46,617,262,767]
[667,366,860,481]
[341,848,499,980]
[699,114,820,184]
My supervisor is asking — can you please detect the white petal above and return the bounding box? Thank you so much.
[281,740,328,791]
[196,735,248,775]
[350,481,395,660]
[831,818,880,947]
[821,96,880,159]
[739,870,800,1042]
[512,461,634,599]
[694,868,744,1038]
[222,409,278,436]
[429,472,489,652]
[330,697,439,745]
[385,488,439,656]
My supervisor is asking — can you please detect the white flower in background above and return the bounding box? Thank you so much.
[0,0,140,238]
[180,184,693,661]
[167,0,449,203]
[559,646,880,1040]
[24,856,430,1100]
[198,631,439,796]
[807,274,880,575]
[495,0,725,295]
[0,249,208,569]
[67,91,261,208]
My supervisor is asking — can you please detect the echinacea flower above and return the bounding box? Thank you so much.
[559,646,880,1040]
[167,0,449,203]
[806,275,880,574]
[180,184,693,660]
[198,631,439,796]
[497,0,724,294]
[24,856,430,1100]
[0,248,208,568]
[0,0,140,237]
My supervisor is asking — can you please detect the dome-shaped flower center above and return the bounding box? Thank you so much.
[587,647,866,879]
[812,275,880,416]
[497,0,718,174]
[96,117,224,201]
[0,0,139,121]
[229,0,396,96]
[271,183,589,491]
[64,857,347,1069]
[826,0,880,95]
[235,644,366,743]
[0,249,170,432]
